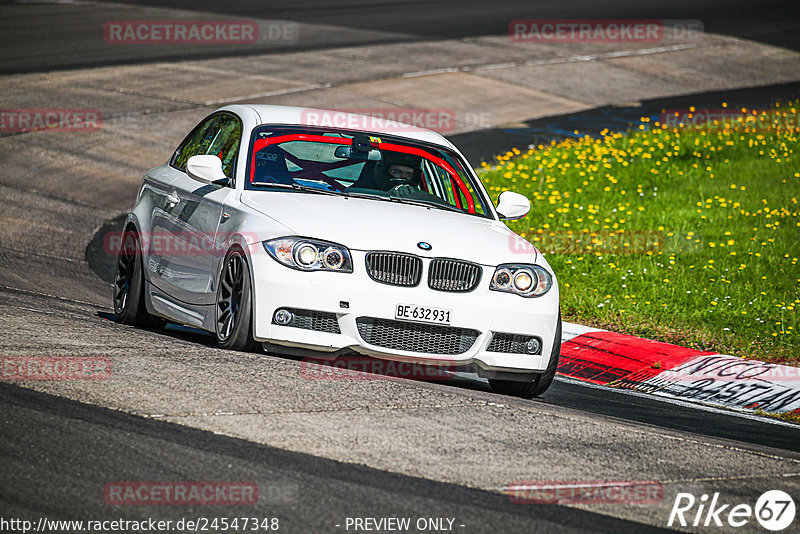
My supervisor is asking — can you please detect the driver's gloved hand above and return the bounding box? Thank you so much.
[392,184,415,197]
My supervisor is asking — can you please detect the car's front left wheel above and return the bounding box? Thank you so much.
[215,248,258,352]
[488,314,562,398]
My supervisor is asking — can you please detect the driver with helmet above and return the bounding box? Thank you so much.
[373,151,423,197]
[349,149,454,208]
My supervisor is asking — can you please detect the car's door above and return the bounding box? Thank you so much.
[137,163,183,290]
[153,112,241,305]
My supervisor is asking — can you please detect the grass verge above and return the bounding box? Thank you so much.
[479,104,799,365]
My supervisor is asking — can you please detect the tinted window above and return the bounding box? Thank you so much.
[207,115,241,178]
[246,127,491,219]
[173,113,242,179]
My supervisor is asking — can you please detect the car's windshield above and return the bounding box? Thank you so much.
[245,126,491,218]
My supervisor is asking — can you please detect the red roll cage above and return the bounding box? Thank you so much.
[249,134,476,213]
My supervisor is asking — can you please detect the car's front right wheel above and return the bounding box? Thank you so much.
[488,314,562,398]
[215,248,258,352]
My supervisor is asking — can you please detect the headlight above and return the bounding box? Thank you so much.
[295,243,319,268]
[492,268,512,289]
[263,238,353,272]
[490,264,552,297]
[513,269,533,292]
[322,247,345,270]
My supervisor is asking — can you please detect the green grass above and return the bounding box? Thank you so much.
[478,104,800,364]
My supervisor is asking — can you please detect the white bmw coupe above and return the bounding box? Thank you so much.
[114,105,561,397]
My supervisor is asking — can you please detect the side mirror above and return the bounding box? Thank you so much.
[495,191,530,220]
[186,154,228,184]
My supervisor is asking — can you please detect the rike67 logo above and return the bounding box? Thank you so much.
[668,490,796,531]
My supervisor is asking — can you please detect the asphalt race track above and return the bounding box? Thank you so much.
[2,1,800,533]
[2,0,799,73]
[1,383,677,534]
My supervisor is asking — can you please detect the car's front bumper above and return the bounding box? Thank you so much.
[249,248,560,374]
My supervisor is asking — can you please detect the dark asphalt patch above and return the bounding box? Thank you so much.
[0,383,670,534]
[450,80,800,164]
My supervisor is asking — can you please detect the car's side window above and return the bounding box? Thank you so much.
[423,161,484,215]
[207,115,241,179]
[172,113,242,182]
[173,116,219,171]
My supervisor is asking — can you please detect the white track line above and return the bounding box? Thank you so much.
[207,83,331,106]
[404,42,706,77]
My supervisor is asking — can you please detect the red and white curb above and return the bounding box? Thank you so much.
[560,323,800,415]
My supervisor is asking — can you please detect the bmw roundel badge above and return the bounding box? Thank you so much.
[417,242,432,251]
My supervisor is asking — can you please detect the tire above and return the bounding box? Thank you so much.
[489,314,562,398]
[215,248,258,352]
[113,227,164,328]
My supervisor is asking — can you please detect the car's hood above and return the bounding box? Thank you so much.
[241,191,537,265]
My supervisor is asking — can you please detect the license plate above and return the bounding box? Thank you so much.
[395,304,452,325]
